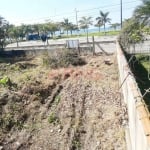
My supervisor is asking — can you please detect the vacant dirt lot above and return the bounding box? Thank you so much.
[0,53,127,150]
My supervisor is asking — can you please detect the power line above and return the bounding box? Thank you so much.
[13,0,141,24]
[13,6,138,25]
[78,0,140,12]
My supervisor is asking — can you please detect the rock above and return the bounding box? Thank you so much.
[15,141,21,147]
[104,59,113,65]
[0,146,3,150]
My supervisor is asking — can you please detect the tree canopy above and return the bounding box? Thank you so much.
[79,16,93,42]
[0,16,9,49]
[98,11,111,34]
[119,0,150,51]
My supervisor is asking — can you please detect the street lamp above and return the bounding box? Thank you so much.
[121,0,123,28]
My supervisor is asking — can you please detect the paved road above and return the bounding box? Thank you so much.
[6,36,117,54]
[6,36,117,47]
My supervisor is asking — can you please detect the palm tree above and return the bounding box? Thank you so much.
[134,0,150,25]
[96,16,103,33]
[62,18,72,36]
[99,11,111,35]
[68,23,78,35]
[79,16,93,42]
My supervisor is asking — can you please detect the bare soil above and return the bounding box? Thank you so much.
[0,54,127,150]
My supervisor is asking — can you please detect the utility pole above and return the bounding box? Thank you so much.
[75,8,78,28]
[120,0,123,29]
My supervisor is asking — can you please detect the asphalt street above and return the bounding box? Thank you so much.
[6,36,117,54]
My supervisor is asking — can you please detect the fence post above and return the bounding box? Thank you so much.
[92,36,95,55]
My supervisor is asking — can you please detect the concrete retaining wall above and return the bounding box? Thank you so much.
[116,41,150,150]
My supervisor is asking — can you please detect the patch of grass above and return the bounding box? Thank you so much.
[88,30,120,36]
[53,30,120,39]
[0,113,23,131]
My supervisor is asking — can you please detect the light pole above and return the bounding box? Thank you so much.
[120,0,123,29]
[75,8,79,35]
[75,8,78,27]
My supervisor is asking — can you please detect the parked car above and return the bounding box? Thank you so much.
[26,34,40,41]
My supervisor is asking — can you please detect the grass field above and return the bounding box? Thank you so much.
[54,30,120,39]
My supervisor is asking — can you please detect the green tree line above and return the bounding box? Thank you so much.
[119,0,150,50]
[0,10,122,48]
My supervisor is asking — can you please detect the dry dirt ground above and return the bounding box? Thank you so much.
[0,54,127,150]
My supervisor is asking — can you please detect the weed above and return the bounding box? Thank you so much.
[48,113,59,124]
[0,113,15,131]
[0,112,25,132]
[0,76,11,86]
[72,138,81,150]
[55,95,61,105]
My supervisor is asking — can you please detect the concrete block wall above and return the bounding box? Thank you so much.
[116,41,150,150]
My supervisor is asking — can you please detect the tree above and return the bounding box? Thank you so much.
[20,24,35,39]
[32,24,41,36]
[99,11,111,35]
[95,16,103,33]
[8,26,21,47]
[119,18,144,51]
[0,16,9,49]
[62,18,72,36]
[55,22,63,35]
[45,22,58,37]
[110,23,120,31]
[68,23,78,35]
[79,16,93,42]
[134,0,150,25]
[17,24,28,40]
[119,0,150,52]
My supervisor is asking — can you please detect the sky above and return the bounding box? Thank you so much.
[0,0,142,26]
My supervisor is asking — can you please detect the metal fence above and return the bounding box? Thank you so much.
[126,40,150,55]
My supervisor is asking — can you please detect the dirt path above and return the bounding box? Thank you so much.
[0,55,127,150]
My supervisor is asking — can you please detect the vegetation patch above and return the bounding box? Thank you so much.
[0,54,126,150]
[48,113,59,124]
[42,49,86,68]
[0,76,11,86]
